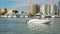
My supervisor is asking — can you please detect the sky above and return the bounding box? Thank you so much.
[0,0,59,12]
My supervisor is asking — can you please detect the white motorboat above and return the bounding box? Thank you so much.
[27,19,50,25]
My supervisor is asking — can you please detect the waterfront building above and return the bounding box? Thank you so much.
[24,12,29,18]
[58,1,60,10]
[29,4,40,16]
[1,6,7,13]
[7,10,19,14]
[58,1,60,16]
[40,4,58,17]
[19,11,25,18]
[6,10,13,18]
[19,11,24,14]
[7,10,13,15]
[50,4,57,15]
[6,10,20,18]
[18,11,21,14]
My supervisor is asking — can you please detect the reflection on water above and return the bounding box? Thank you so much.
[27,18,60,34]
[0,18,60,34]
[27,24,50,30]
[27,24,51,34]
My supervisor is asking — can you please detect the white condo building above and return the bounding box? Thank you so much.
[40,4,58,17]
[7,10,13,15]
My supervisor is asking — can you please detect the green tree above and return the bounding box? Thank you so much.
[0,12,7,15]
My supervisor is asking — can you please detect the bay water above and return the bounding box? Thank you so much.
[0,18,60,34]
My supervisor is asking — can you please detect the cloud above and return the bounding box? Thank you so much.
[7,0,42,8]
[1,0,59,11]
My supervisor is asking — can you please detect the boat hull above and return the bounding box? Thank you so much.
[27,19,50,25]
